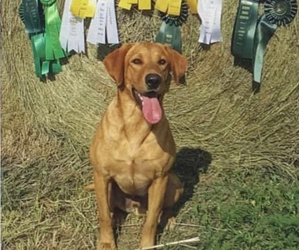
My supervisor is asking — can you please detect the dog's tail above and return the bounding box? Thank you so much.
[85,183,95,191]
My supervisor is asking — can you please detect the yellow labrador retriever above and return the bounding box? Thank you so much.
[89,42,187,250]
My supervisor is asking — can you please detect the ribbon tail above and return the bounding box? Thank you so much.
[106,0,119,44]
[155,0,169,12]
[42,61,50,76]
[31,36,42,78]
[87,0,108,45]
[51,59,62,74]
[156,22,182,53]
[31,33,49,78]
[60,0,70,52]
[253,15,277,83]
[45,4,66,60]
[186,0,197,14]
[231,0,259,59]
[198,0,223,45]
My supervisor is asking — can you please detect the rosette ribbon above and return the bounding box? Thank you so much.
[231,0,297,91]
[118,0,151,10]
[70,0,96,18]
[19,0,60,78]
[197,0,223,44]
[60,0,85,53]
[41,0,67,62]
[87,0,119,45]
[155,1,188,53]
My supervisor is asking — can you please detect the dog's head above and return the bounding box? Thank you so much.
[103,42,187,124]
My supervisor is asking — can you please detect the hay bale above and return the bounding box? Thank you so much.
[2,0,299,249]
[2,0,298,171]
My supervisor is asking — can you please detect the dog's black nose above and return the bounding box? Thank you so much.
[145,74,161,90]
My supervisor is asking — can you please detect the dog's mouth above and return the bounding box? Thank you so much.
[132,88,162,124]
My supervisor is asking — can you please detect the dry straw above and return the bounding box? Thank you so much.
[2,0,299,249]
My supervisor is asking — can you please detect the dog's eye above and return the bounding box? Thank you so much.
[132,58,142,65]
[158,59,166,65]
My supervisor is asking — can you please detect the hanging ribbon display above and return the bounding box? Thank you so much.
[60,0,85,53]
[231,0,297,88]
[118,0,151,10]
[156,1,188,53]
[70,0,96,18]
[197,0,223,44]
[19,0,63,78]
[87,0,119,45]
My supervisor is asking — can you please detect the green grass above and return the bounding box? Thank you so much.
[186,168,299,250]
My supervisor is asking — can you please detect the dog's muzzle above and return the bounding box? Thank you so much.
[145,74,162,90]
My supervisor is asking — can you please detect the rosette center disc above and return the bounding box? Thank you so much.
[265,0,297,26]
[274,1,288,15]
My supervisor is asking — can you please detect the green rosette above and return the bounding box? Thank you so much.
[19,0,64,78]
[253,0,297,84]
[40,0,67,61]
[231,0,297,92]
[155,1,188,53]
[19,0,50,78]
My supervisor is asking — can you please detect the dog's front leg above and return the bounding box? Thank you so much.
[94,169,116,250]
[140,175,169,248]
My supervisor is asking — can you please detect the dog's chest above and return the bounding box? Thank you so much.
[108,140,173,196]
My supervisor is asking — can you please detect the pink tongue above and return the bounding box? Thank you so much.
[142,96,162,124]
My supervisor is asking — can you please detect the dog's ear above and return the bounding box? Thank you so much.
[165,46,188,84]
[103,44,132,85]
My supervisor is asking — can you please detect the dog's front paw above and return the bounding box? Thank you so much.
[97,241,116,250]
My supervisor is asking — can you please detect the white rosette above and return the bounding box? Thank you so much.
[60,0,85,53]
[198,0,223,44]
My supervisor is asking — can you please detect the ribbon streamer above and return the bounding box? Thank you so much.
[60,0,85,53]
[231,0,259,59]
[156,1,188,53]
[70,0,96,18]
[119,0,151,10]
[198,0,223,44]
[87,0,119,44]
[40,0,67,61]
[186,0,198,14]
[155,0,182,16]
